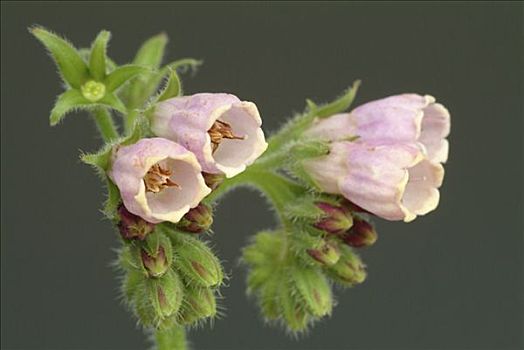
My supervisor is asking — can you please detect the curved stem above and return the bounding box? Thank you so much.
[206,166,305,226]
[155,326,188,350]
[92,107,119,142]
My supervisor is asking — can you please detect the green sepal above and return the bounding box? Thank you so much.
[122,268,144,304]
[118,245,141,270]
[30,26,90,88]
[133,33,168,68]
[280,280,310,333]
[80,143,112,172]
[156,69,182,102]
[49,89,91,125]
[285,198,324,223]
[98,92,126,113]
[80,113,149,173]
[79,48,117,73]
[310,80,361,119]
[159,58,203,76]
[164,226,224,288]
[104,64,152,92]
[291,266,333,317]
[50,89,126,126]
[326,245,367,287]
[89,30,111,80]
[121,115,150,145]
[143,231,173,262]
[134,269,184,327]
[177,286,217,326]
[290,139,330,160]
[102,179,121,219]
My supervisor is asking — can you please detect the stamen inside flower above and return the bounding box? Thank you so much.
[144,163,179,193]
[208,120,245,153]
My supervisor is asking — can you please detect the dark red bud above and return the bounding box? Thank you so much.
[313,202,353,235]
[177,203,213,233]
[341,218,377,248]
[118,205,155,240]
[202,172,225,191]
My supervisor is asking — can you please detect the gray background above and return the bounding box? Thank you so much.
[1,2,523,350]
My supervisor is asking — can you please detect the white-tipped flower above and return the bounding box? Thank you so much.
[306,94,450,163]
[303,142,445,222]
[151,93,268,178]
[109,138,211,224]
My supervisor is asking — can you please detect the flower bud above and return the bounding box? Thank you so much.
[175,237,223,287]
[292,267,333,317]
[280,283,310,332]
[178,287,217,325]
[341,217,377,248]
[134,270,183,326]
[313,202,353,235]
[141,246,169,277]
[327,248,367,286]
[177,203,213,233]
[306,241,340,266]
[202,172,225,191]
[117,205,155,240]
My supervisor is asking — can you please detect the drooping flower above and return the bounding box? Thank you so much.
[151,93,268,178]
[303,142,444,222]
[306,94,450,163]
[109,138,211,224]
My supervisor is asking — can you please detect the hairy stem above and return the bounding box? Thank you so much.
[154,326,188,350]
[92,107,119,142]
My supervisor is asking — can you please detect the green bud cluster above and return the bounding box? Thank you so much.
[243,192,374,333]
[243,231,333,333]
[118,224,223,331]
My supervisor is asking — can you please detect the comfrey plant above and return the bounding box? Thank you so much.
[32,27,450,349]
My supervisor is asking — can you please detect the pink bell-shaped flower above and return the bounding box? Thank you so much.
[151,93,268,178]
[109,138,211,224]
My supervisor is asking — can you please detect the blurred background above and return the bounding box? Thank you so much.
[1,2,522,349]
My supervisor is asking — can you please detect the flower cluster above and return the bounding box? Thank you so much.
[304,94,450,222]
[34,27,450,348]
[110,93,268,225]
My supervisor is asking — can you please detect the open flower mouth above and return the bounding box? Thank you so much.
[208,119,245,153]
[144,163,180,193]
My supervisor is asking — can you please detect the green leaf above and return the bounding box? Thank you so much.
[132,32,168,68]
[104,64,151,92]
[103,179,121,219]
[99,92,127,114]
[79,48,117,73]
[157,69,181,102]
[81,143,113,171]
[50,89,90,125]
[121,115,150,145]
[89,30,111,80]
[30,26,90,88]
[160,58,203,76]
[313,80,361,118]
